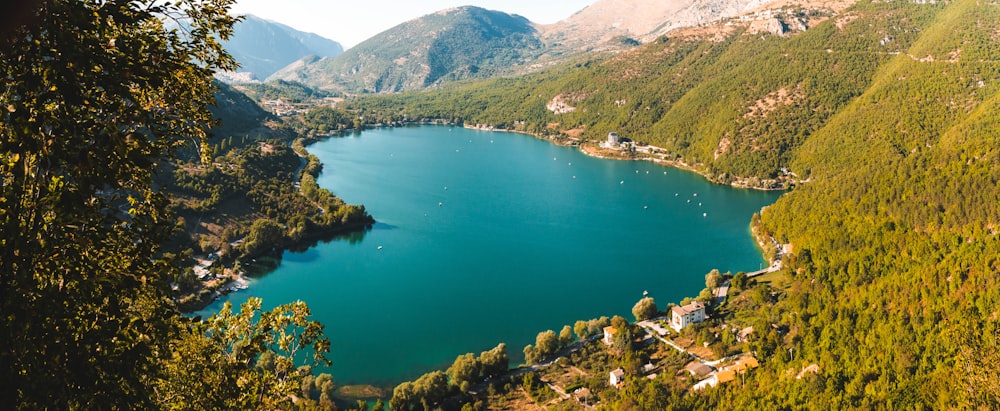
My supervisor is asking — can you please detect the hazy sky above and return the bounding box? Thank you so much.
[230,0,595,49]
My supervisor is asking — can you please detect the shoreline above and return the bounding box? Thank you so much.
[176,135,376,314]
[460,123,797,191]
[192,122,788,395]
[182,121,790,314]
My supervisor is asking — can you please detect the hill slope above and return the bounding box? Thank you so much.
[218,15,343,82]
[541,0,774,49]
[349,1,1000,406]
[268,6,544,93]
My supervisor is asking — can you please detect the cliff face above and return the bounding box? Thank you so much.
[541,0,858,50]
[541,0,774,49]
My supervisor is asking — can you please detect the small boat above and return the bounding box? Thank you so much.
[438,202,443,206]
[377,245,383,250]
[703,213,707,217]
[620,180,624,185]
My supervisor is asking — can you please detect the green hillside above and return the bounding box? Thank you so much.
[269,6,544,93]
[349,0,1000,407]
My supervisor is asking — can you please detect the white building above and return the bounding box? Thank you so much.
[608,132,620,147]
[609,368,625,387]
[602,326,618,346]
[670,301,706,331]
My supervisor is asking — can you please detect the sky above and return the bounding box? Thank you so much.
[230,0,595,49]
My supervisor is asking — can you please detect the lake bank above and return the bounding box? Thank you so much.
[197,125,782,387]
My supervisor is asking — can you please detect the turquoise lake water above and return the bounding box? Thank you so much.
[198,126,781,388]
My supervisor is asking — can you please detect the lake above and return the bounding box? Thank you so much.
[198,125,781,388]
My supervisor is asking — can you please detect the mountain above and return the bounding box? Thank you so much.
[350,1,1000,406]
[268,6,544,93]
[541,0,795,50]
[218,14,343,82]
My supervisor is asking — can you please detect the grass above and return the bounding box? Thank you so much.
[754,269,791,289]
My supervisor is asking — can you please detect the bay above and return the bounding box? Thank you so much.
[198,125,781,388]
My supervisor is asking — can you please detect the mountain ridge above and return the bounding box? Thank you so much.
[268,6,543,93]
[216,14,343,83]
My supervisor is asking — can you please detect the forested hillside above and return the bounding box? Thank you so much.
[350,1,1000,407]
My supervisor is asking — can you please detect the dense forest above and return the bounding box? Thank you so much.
[353,0,1000,409]
[0,1,366,409]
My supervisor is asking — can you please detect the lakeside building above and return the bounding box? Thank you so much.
[670,301,707,331]
[599,132,622,149]
[603,326,618,346]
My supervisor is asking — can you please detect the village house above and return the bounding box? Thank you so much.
[693,355,760,391]
[603,326,618,346]
[670,301,707,331]
[683,361,714,378]
[609,368,625,388]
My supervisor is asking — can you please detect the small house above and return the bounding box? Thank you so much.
[670,301,706,331]
[603,326,618,346]
[683,361,714,378]
[609,368,625,387]
[608,132,620,147]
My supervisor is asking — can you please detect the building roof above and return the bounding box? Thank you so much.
[733,356,760,371]
[716,369,737,383]
[671,301,706,316]
[611,368,625,378]
[683,361,714,377]
[603,326,618,335]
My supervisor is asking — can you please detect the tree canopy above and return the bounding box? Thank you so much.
[0,1,333,409]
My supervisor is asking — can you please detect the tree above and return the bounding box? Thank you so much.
[244,218,284,256]
[632,297,658,321]
[447,353,481,392]
[706,269,723,289]
[559,325,575,348]
[523,344,536,365]
[574,320,590,340]
[389,382,416,411]
[0,0,238,408]
[479,343,509,379]
[731,272,748,291]
[155,298,331,409]
[535,330,559,359]
[697,288,715,303]
[588,316,611,335]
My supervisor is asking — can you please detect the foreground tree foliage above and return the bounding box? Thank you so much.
[156,298,331,409]
[0,1,331,409]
